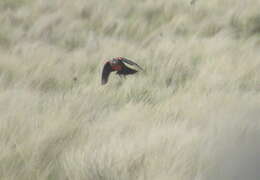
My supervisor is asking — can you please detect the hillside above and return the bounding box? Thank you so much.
[0,0,260,179]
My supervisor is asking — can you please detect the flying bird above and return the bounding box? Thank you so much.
[101,57,143,85]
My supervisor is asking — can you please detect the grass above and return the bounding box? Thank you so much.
[0,0,260,179]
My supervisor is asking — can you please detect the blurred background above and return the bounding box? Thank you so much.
[0,0,260,179]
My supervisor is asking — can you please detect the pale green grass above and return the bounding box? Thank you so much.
[0,0,260,179]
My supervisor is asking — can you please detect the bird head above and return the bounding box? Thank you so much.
[108,58,123,71]
[110,59,119,65]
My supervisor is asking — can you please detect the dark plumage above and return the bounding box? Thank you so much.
[101,57,143,85]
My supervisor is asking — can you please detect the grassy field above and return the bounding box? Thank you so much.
[0,0,260,179]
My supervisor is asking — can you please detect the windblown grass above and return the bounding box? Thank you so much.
[0,0,260,179]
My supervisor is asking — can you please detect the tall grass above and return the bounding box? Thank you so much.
[0,0,260,179]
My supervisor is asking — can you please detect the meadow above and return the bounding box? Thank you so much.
[0,0,260,179]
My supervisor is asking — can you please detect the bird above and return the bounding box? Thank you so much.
[101,57,144,85]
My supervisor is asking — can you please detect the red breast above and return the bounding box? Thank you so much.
[112,64,122,71]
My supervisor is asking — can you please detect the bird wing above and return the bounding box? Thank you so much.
[121,58,144,71]
[101,62,113,85]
